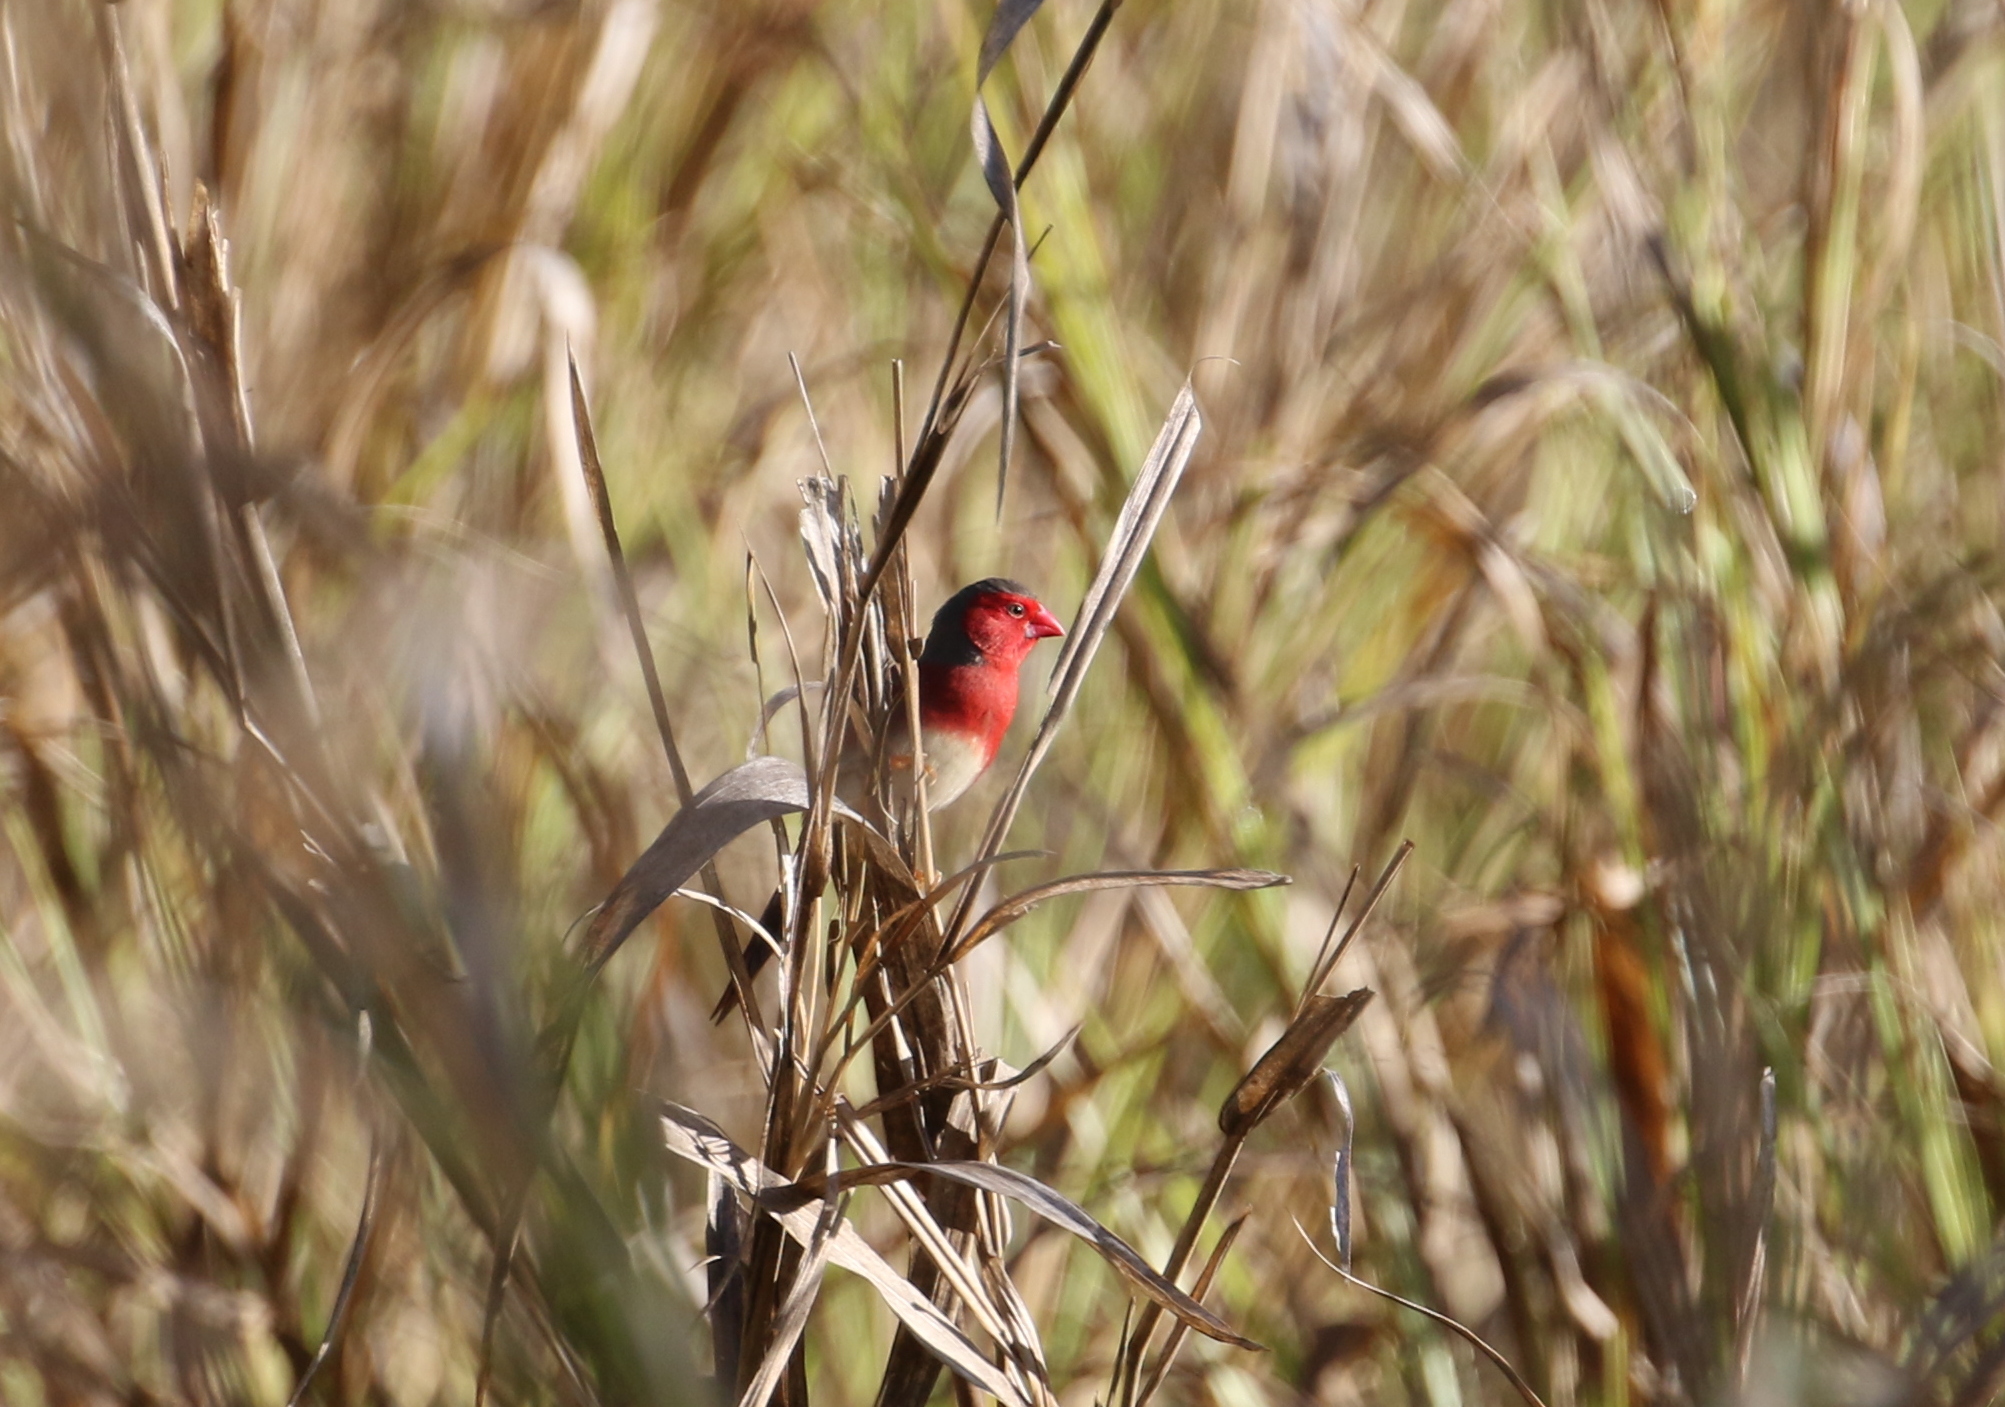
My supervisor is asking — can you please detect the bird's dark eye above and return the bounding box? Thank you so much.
[1006,602,1026,617]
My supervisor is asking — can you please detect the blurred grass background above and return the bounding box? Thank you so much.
[4,0,2005,1402]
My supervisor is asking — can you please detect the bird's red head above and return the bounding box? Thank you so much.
[920,578,1065,669]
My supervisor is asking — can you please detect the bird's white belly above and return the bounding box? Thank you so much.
[916,726,992,809]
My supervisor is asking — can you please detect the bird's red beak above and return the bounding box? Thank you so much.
[1026,603,1066,641]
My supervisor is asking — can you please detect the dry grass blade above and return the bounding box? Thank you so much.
[1133,1216,1248,1407]
[789,353,836,478]
[567,350,694,803]
[1734,1066,1778,1381]
[1044,381,1201,711]
[660,1104,1032,1407]
[1298,1226,1550,1407]
[1327,1071,1355,1272]
[99,7,177,305]
[1301,868,1359,1000]
[1300,842,1409,1015]
[768,1159,1259,1349]
[284,1131,384,1407]
[906,0,1109,523]
[949,866,1285,961]
[568,347,756,1044]
[979,0,1048,73]
[970,93,1030,518]
[708,1171,747,1396]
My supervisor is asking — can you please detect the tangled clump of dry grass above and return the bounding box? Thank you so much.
[6,0,2005,1404]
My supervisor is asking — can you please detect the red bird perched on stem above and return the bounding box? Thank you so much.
[713,579,1064,1021]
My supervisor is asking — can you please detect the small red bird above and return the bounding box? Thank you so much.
[894,577,1067,808]
[714,579,1064,1020]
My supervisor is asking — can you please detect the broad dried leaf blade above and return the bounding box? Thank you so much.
[580,756,815,973]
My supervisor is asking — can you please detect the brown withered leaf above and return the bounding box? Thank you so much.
[1219,989,1374,1137]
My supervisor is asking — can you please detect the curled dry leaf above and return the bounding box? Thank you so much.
[1219,989,1374,1137]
